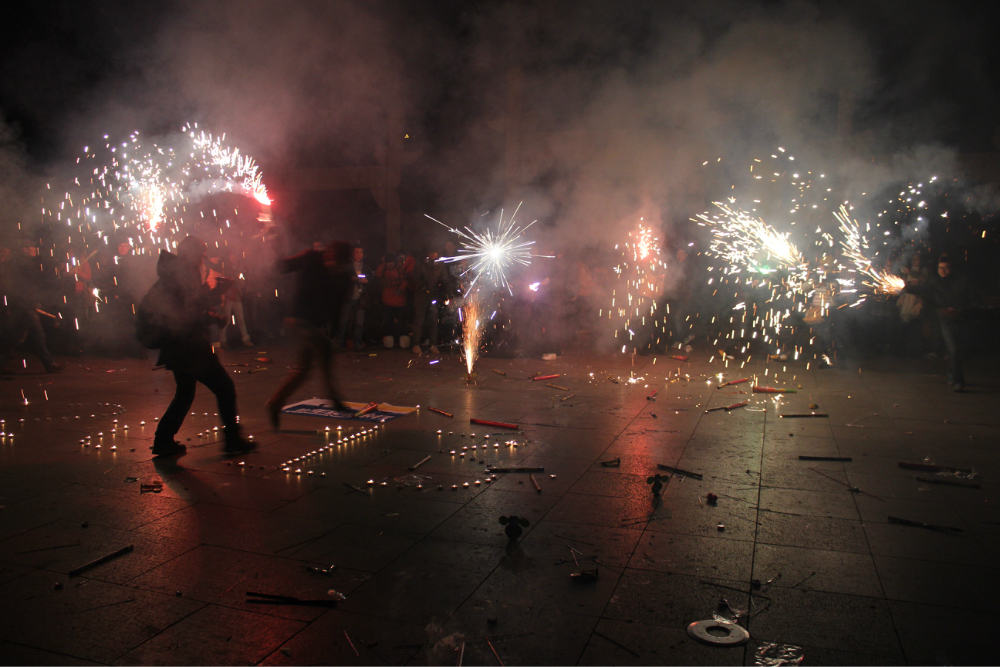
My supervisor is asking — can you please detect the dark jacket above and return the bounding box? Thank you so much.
[906,272,974,317]
[277,249,350,326]
[154,250,224,370]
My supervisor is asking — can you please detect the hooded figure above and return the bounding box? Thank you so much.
[147,236,254,457]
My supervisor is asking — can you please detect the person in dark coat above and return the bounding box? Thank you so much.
[151,236,254,457]
[264,241,352,430]
[904,254,976,392]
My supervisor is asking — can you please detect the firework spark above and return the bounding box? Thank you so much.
[426,203,545,296]
[461,294,485,374]
[835,205,904,295]
[696,201,808,282]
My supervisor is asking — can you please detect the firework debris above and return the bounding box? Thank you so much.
[888,515,963,534]
[532,374,560,381]
[705,401,748,413]
[717,378,750,389]
[470,418,518,429]
[780,413,829,418]
[656,464,703,480]
[753,386,796,394]
[69,544,134,577]
[798,455,852,462]
[409,455,432,471]
[599,457,621,468]
[546,383,569,391]
[486,466,545,473]
[428,407,453,418]
[898,462,973,474]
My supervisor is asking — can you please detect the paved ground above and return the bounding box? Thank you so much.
[1,342,998,665]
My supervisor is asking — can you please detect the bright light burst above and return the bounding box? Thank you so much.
[696,201,808,283]
[608,221,670,354]
[426,203,546,296]
[835,205,904,297]
[460,294,484,374]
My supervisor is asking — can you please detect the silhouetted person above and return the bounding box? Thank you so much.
[147,236,254,457]
[265,241,352,430]
[904,254,975,392]
[334,243,368,349]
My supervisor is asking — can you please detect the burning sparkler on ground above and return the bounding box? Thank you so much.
[426,203,548,296]
[606,221,670,355]
[460,293,485,377]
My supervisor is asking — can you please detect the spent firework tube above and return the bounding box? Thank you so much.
[354,402,380,417]
[718,378,750,388]
[470,418,519,430]
[532,374,560,381]
[668,355,688,362]
[752,386,797,394]
[428,407,453,418]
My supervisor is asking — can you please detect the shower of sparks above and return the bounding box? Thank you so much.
[461,294,485,374]
[835,205,905,297]
[695,201,808,284]
[191,130,271,205]
[609,221,671,355]
[426,203,547,296]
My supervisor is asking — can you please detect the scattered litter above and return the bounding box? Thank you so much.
[546,383,569,391]
[124,477,138,483]
[790,571,816,588]
[845,412,877,427]
[915,476,981,489]
[752,386,795,394]
[646,474,668,496]
[486,466,544,473]
[532,374,560,381]
[428,406,453,418]
[409,455,432,471]
[656,464,703,480]
[354,402,379,418]
[798,456,851,462]
[706,493,718,505]
[343,482,369,494]
[492,369,506,376]
[305,565,336,576]
[69,544,134,577]
[560,394,575,401]
[499,515,530,541]
[899,462,975,477]
[607,376,619,384]
[754,643,804,666]
[248,367,267,374]
[592,630,640,658]
[570,568,599,582]
[705,401,748,413]
[687,619,749,646]
[470,418,518,429]
[717,378,749,388]
[529,474,542,493]
[140,482,163,493]
[599,457,621,468]
[888,515,963,534]
[780,413,828,418]
[344,630,360,657]
[246,591,343,606]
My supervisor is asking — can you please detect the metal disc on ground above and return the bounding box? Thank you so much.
[686,620,750,646]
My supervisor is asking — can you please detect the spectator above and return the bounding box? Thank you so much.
[335,243,368,349]
[375,252,409,348]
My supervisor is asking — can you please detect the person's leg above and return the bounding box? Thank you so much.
[312,326,345,408]
[154,369,197,452]
[196,355,247,449]
[353,303,365,347]
[232,300,251,344]
[266,321,317,427]
[940,319,965,388]
[24,310,57,370]
[334,300,352,346]
[411,294,427,352]
[427,301,439,348]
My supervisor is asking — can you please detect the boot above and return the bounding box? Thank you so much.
[223,427,256,454]
[152,438,187,458]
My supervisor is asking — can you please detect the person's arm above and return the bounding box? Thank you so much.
[275,250,313,274]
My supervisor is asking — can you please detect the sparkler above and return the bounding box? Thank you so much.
[426,203,545,296]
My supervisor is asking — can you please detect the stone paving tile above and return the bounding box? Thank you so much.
[136,502,334,555]
[2,346,998,663]
[629,531,754,580]
[0,568,204,664]
[757,512,870,553]
[603,569,749,629]
[113,603,304,666]
[0,519,199,585]
[580,619,745,666]
[128,543,370,621]
[751,543,884,598]
[747,587,903,660]
[0,642,104,666]
[260,609,427,665]
[873,555,1000,612]
[888,600,1000,665]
